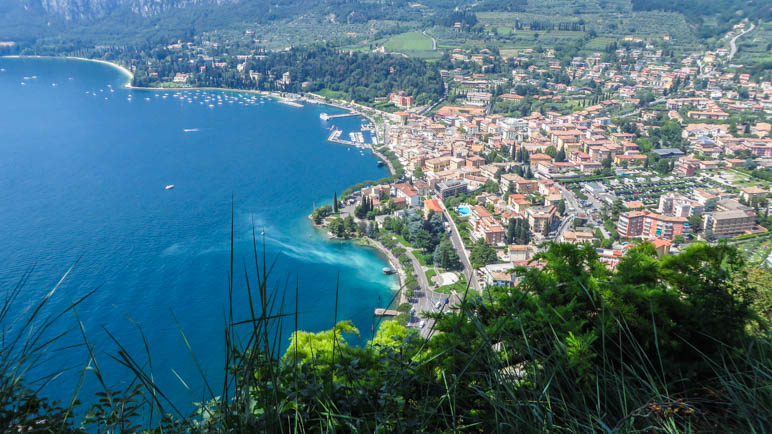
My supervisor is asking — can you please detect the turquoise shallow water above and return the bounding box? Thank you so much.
[0,57,395,411]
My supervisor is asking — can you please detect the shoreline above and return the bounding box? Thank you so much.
[2,55,134,88]
[8,53,405,310]
[308,217,403,294]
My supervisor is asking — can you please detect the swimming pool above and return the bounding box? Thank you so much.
[458,205,471,216]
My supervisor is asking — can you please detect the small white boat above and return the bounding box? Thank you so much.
[165,185,175,190]
[183,128,199,132]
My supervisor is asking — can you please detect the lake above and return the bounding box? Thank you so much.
[0,56,396,411]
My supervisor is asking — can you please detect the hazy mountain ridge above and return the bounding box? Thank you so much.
[10,0,237,22]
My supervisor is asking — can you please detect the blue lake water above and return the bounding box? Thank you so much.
[0,57,396,412]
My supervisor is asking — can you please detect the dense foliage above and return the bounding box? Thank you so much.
[3,240,771,432]
[132,44,444,105]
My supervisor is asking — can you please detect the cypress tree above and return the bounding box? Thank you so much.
[333,192,338,213]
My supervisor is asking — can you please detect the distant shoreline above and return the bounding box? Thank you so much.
[2,55,135,87]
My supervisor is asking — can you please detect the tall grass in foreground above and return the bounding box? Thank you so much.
[1,227,771,432]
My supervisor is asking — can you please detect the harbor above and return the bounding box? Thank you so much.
[325,117,377,150]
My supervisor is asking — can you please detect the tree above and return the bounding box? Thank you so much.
[544,145,557,158]
[433,240,462,270]
[312,205,332,224]
[689,214,703,232]
[506,218,518,244]
[743,158,757,170]
[556,148,566,162]
[518,219,531,245]
[333,192,339,213]
[470,238,498,268]
[557,199,566,216]
[655,159,671,174]
[414,229,435,252]
[413,166,425,180]
[704,198,717,212]
[484,180,500,193]
[601,156,613,169]
[329,217,345,237]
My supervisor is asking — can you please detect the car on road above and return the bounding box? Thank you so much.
[419,321,426,328]
[435,301,442,309]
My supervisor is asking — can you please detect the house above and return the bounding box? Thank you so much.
[413,180,433,196]
[481,264,518,288]
[596,248,624,269]
[506,244,534,261]
[674,157,699,176]
[740,186,768,203]
[424,199,444,217]
[508,194,531,214]
[172,72,190,83]
[392,183,421,207]
[559,231,595,244]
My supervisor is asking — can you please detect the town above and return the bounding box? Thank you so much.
[54,16,771,332]
[298,20,771,332]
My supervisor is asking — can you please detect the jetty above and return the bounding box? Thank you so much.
[374,308,399,317]
[279,99,303,108]
[320,112,357,121]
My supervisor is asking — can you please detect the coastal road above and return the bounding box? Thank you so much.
[403,248,460,338]
[438,198,481,292]
[406,249,430,293]
[729,21,755,60]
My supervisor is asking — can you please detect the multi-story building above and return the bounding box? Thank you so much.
[657,193,703,218]
[435,180,467,200]
[526,206,556,234]
[389,91,414,108]
[703,210,756,237]
[702,199,757,237]
[617,211,687,240]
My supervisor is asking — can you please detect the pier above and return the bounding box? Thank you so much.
[374,308,399,317]
[279,99,303,108]
[320,112,358,121]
